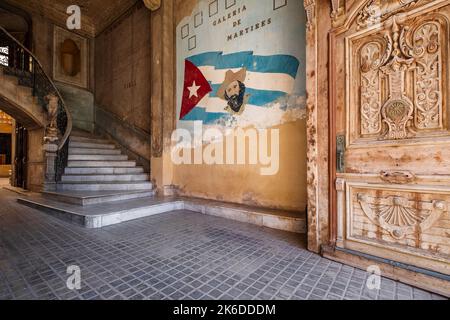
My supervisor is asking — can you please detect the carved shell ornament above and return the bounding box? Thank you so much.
[357,194,447,240]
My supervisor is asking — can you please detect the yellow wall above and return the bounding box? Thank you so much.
[173,120,307,211]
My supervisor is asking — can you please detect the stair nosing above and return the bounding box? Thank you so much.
[65,168,142,170]
[62,173,148,176]
[58,181,152,185]
[67,161,136,163]
[69,147,118,150]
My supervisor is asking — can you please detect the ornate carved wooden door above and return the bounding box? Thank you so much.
[331,0,450,276]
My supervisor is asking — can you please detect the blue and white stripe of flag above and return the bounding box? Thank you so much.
[181,51,300,124]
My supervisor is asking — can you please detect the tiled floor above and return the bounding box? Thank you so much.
[0,187,445,300]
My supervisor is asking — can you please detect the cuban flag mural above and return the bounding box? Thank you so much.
[177,0,306,131]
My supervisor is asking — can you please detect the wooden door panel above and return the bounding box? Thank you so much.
[345,182,450,274]
[347,6,450,147]
[346,144,450,175]
[334,0,450,275]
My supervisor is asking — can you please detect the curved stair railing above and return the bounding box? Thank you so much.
[0,26,73,183]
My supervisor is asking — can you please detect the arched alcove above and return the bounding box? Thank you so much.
[60,39,81,77]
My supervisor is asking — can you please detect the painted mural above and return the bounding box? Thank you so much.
[176,0,306,132]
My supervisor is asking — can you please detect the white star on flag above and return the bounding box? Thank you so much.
[188,81,201,99]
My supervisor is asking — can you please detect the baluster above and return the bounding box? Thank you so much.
[32,61,36,97]
[14,44,18,70]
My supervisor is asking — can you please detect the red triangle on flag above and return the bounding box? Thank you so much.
[180,60,212,120]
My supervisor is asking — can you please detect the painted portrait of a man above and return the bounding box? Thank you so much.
[217,68,250,115]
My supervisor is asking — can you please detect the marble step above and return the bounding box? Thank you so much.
[65,167,145,175]
[68,154,129,161]
[70,129,96,138]
[42,190,156,206]
[61,173,149,183]
[69,141,116,149]
[69,148,121,155]
[57,181,153,191]
[67,160,137,168]
[70,136,111,144]
[18,196,183,228]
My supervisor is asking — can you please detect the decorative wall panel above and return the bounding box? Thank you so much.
[53,26,88,89]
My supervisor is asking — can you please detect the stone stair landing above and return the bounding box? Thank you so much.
[18,194,306,233]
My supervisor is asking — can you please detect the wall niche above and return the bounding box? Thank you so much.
[61,39,81,77]
[53,26,88,88]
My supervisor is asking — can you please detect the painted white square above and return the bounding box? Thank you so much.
[274,0,287,10]
[194,12,203,28]
[225,0,236,9]
[188,35,197,51]
[209,0,219,17]
[181,24,189,39]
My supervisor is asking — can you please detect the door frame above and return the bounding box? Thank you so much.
[304,0,336,253]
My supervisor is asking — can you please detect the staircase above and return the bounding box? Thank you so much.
[57,129,153,193]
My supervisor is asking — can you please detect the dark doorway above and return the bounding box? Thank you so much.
[0,133,12,165]
[14,123,27,189]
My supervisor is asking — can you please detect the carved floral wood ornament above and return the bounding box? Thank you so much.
[357,0,423,30]
[304,0,315,31]
[355,13,447,141]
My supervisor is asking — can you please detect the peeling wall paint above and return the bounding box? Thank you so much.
[173,0,308,211]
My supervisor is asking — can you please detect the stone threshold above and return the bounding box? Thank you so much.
[17,194,305,233]
[3,186,30,196]
[322,245,450,298]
